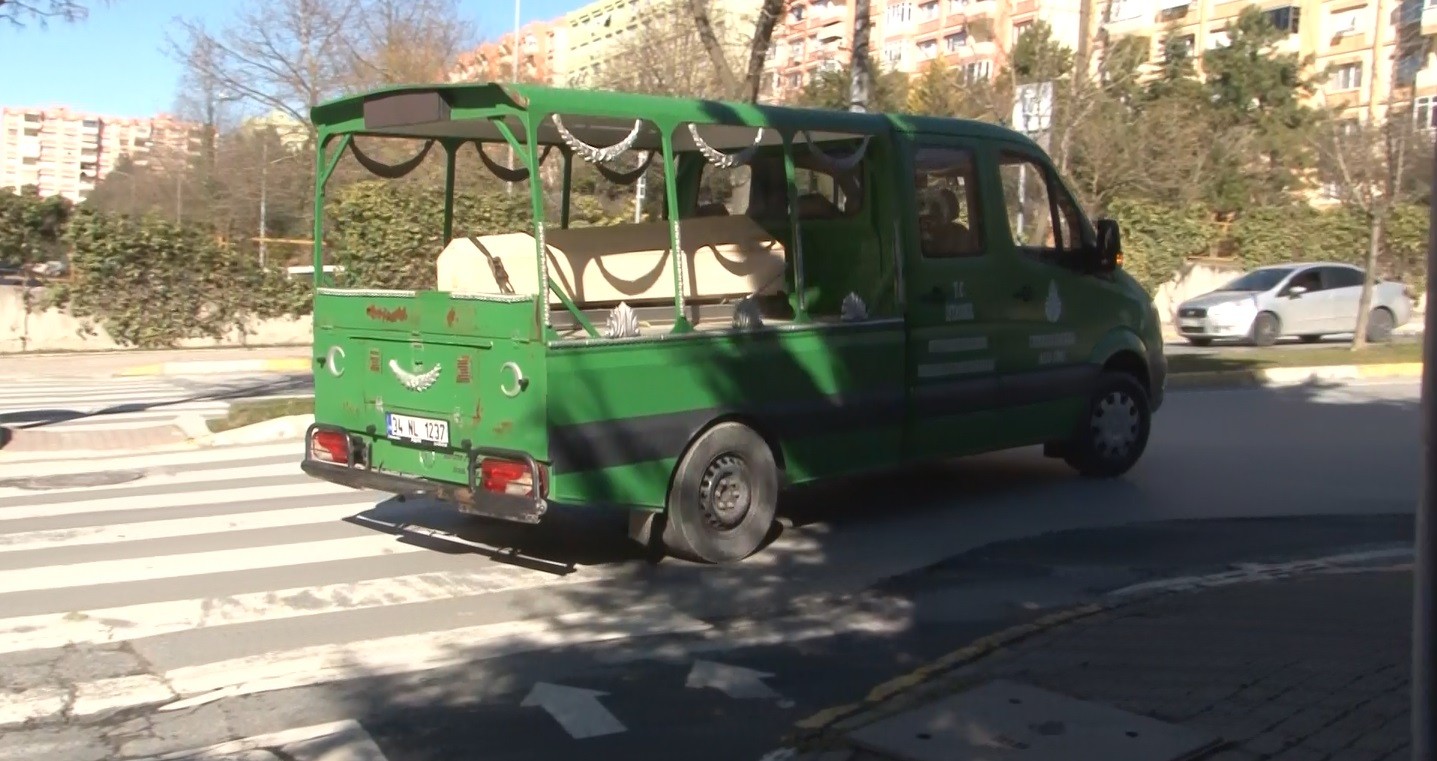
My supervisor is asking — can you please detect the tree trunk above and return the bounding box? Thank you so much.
[1352,209,1384,350]
[849,0,872,112]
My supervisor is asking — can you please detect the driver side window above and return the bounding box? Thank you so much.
[998,151,1085,268]
[1287,269,1323,293]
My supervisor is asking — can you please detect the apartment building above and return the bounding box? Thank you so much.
[1099,0,1437,124]
[563,0,759,86]
[450,19,566,85]
[763,0,1095,102]
[0,107,200,203]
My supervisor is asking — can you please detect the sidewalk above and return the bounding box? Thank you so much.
[782,567,1412,761]
[0,346,310,379]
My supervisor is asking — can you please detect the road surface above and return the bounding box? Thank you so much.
[0,379,1418,760]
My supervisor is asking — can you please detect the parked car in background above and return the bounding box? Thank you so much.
[1174,262,1413,346]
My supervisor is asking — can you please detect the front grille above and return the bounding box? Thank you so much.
[1180,307,1207,318]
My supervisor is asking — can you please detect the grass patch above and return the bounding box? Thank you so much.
[1167,340,1423,375]
[207,396,314,433]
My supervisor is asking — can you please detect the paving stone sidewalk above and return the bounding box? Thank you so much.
[782,568,1413,761]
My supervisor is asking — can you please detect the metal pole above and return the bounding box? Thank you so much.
[259,140,268,269]
[848,0,871,112]
[1414,121,1437,761]
[506,0,520,196]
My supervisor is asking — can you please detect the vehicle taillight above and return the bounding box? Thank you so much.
[480,458,546,497]
[310,429,350,465]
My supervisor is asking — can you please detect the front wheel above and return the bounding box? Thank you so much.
[1249,312,1281,347]
[1063,372,1152,479]
[662,422,779,564]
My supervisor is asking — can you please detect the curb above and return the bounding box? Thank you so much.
[115,357,313,377]
[1166,361,1422,390]
[772,547,1416,758]
[188,414,314,448]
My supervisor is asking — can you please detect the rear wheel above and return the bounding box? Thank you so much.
[1366,308,1395,343]
[662,422,778,564]
[1063,372,1152,479]
[1249,312,1281,347]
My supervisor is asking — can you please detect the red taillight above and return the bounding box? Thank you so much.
[480,458,545,497]
[310,430,349,464]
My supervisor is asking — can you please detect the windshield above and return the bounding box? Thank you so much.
[1218,268,1291,292]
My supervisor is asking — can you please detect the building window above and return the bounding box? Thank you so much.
[1329,8,1361,36]
[1207,28,1231,48]
[1108,0,1143,21]
[918,39,939,59]
[945,30,968,50]
[791,3,805,21]
[949,0,968,10]
[883,41,905,68]
[1012,21,1032,45]
[1415,96,1437,130]
[920,1,940,20]
[886,2,914,26]
[1263,6,1300,33]
[962,60,992,81]
[1331,62,1362,91]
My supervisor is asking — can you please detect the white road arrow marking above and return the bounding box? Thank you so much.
[521,682,626,739]
[686,660,787,703]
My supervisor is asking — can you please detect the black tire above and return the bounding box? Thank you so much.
[1249,312,1281,347]
[1186,337,1214,347]
[661,422,779,564]
[1366,308,1395,343]
[1299,334,1322,344]
[1063,372,1152,479]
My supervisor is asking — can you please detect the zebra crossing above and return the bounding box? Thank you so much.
[0,441,703,743]
[0,375,231,433]
[0,372,314,434]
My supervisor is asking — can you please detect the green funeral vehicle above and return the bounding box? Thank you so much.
[300,82,1168,564]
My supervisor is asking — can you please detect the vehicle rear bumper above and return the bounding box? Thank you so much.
[301,428,548,524]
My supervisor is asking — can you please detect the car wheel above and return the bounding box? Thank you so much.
[1366,308,1395,343]
[661,422,779,564]
[1186,337,1214,347]
[1063,372,1152,479]
[1249,312,1281,347]
[1299,334,1322,344]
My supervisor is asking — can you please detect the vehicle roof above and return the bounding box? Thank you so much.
[310,81,1041,150]
[1251,262,1361,271]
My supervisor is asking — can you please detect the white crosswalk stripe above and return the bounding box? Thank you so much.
[0,375,231,432]
[0,442,703,731]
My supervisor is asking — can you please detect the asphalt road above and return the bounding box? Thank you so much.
[0,379,1419,761]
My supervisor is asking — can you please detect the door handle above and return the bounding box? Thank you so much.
[1014,285,1035,302]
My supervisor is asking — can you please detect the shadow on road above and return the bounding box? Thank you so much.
[232,376,1424,761]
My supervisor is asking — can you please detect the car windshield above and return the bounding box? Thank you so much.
[1219,268,1291,292]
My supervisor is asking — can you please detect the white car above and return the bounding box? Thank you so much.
[1174,262,1413,346]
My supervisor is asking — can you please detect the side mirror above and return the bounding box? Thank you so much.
[1287,286,1308,298]
[1093,219,1122,272]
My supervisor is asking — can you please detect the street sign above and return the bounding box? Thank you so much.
[1013,81,1054,135]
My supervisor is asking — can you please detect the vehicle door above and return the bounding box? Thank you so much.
[902,134,1011,460]
[1318,265,1365,335]
[1272,266,1326,335]
[990,145,1122,444]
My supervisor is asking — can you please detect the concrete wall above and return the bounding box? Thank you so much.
[0,286,311,353]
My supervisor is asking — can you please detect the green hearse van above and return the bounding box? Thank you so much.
[300,82,1167,564]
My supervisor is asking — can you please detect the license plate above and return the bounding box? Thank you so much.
[1180,320,1203,328]
[386,413,449,445]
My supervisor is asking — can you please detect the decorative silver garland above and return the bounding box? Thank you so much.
[550,114,643,165]
[687,124,765,169]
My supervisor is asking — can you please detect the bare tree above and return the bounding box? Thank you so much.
[342,0,475,87]
[167,0,360,142]
[1316,108,1427,348]
[687,0,785,102]
[0,0,111,27]
[594,0,742,99]
[849,0,872,112]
